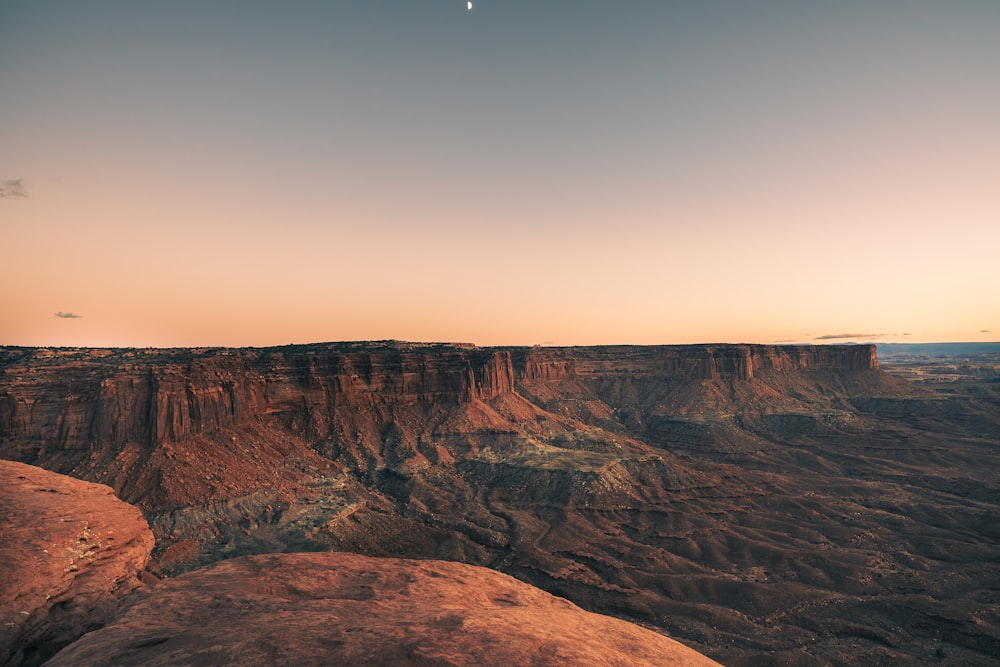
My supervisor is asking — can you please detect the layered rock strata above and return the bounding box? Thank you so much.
[0,343,876,454]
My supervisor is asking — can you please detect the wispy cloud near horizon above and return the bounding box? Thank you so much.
[815,333,915,341]
[814,333,879,340]
[0,179,28,198]
[54,311,82,319]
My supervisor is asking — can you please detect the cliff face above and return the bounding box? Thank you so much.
[512,344,877,383]
[0,343,877,454]
[0,344,518,452]
[0,352,266,451]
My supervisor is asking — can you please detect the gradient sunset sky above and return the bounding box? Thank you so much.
[2,1,997,347]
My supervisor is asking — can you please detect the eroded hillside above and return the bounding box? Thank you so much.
[2,342,998,665]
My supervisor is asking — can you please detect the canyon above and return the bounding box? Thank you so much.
[1,460,717,667]
[2,342,998,665]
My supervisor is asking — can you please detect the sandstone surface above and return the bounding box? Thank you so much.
[46,551,721,666]
[0,460,154,666]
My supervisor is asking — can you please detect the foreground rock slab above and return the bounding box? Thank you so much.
[47,551,720,666]
[0,460,154,666]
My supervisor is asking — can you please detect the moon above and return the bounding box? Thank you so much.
[467,2,472,9]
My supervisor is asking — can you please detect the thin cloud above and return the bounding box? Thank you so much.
[814,333,879,340]
[981,330,990,333]
[54,311,82,319]
[0,178,28,198]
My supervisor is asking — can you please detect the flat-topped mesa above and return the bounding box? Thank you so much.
[749,344,878,373]
[513,344,877,382]
[0,343,876,456]
[258,347,514,405]
[0,345,518,453]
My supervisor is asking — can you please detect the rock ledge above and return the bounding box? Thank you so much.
[47,551,720,666]
[0,460,154,666]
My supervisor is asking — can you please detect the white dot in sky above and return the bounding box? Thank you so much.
[467,2,472,10]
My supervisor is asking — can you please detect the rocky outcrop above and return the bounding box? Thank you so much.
[0,460,154,666]
[45,552,721,667]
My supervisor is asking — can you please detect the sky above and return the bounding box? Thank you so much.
[2,1,998,348]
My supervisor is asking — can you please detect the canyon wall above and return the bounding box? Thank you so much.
[511,344,877,383]
[0,344,516,452]
[0,343,877,456]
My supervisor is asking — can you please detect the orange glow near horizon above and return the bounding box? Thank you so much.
[4,180,996,349]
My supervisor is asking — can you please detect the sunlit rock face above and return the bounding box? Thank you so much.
[0,343,875,453]
[0,460,154,667]
[45,551,722,667]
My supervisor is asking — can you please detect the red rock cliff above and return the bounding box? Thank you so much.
[0,343,876,462]
[0,344,516,452]
[512,344,876,382]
